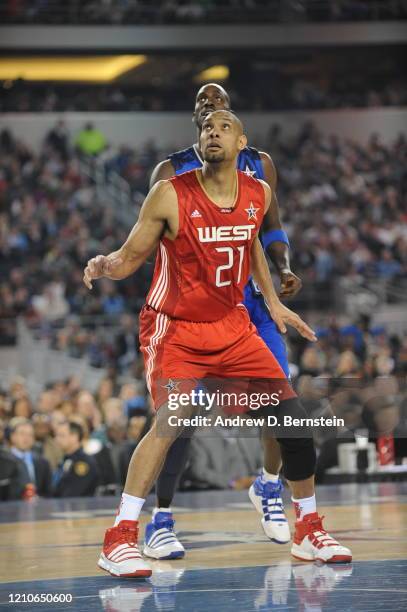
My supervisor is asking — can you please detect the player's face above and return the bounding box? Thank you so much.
[193,85,230,128]
[200,111,246,163]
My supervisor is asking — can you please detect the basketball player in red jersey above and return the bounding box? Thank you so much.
[84,110,352,577]
[144,84,297,559]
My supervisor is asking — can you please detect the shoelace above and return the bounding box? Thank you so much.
[154,517,175,532]
[306,514,324,533]
[306,515,340,548]
[262,479,283,499]
[117,524,138,546]
[260,480,286,521]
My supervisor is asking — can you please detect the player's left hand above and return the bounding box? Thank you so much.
[279,270,302,299]
[267,301,317,342]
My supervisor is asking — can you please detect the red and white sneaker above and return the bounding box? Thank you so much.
[291,513,352,564]
[98,520,152,578]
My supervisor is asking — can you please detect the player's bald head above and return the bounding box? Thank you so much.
[202,110,243,134]
[200,110,247,164]
[193,83,231,128]
[195,83,230,105]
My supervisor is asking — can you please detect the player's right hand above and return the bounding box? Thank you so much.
[83,254,123,289]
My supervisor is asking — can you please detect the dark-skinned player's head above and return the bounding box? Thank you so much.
[193,83,231,129]
[200,110,247,164]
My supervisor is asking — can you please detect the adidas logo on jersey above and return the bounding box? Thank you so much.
[191,209,202,218]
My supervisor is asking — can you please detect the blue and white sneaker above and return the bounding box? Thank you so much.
[249,476,290,544]
[143,511,185,560]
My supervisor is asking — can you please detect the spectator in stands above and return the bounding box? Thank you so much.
[96,377,116,409]
[376,249,403,279]
[32,281,70,322]
[100,396,122,426]
[0,417,4,442]
[0,447,28,501]
[45,119,69,160]
[11,396,33,419]
[100,279,125,315]
[50,408,68,436]
[105,415,128,485]
[32,413,63,471]
[75,390,104,439]
[37,388,61,414]
[75,122,106,156]
[8,417,52,497]
[8,377,28,401]
[78,414,119,489]
[53,420,100,497]
[115,313,139,372]
[119,408,149,485]
[0,390,10,420]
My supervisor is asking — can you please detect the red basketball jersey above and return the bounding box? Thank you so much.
[146,169,265,322]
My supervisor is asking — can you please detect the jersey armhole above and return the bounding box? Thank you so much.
[168,176,186,239]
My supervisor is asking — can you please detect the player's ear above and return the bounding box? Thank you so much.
[238,134,247,151]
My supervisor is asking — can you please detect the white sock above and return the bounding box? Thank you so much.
[291,494,316,520]
[152,506,172,519]
[261,468,280,483]
[114,493,145,526]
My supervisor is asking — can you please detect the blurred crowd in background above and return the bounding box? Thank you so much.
[0,119,406,365]
[2,76,406,113]
[2,0,407,25]
[0,362,406,501]
[0,116,406,500]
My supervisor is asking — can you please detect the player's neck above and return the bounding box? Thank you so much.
[199,162,237,206]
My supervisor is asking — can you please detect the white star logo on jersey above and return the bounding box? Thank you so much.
[163,379,180,393]
[245,202,259,220]
[244,165,256,178]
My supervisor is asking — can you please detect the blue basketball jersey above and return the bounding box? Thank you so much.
[168,144,264,180]
[167,144,290,377]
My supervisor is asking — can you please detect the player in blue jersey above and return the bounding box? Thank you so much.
[143,83,302,560]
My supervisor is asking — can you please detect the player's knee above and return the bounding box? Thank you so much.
[275,398,316,480]
[277,436,316,481]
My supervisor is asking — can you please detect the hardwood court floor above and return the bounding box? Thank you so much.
[1,483,407,611]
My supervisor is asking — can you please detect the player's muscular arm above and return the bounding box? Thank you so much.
[259,151,301,298]
[83,181,178,289]
[149,159,175,189]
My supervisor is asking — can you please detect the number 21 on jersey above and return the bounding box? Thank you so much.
[215,246,245,287]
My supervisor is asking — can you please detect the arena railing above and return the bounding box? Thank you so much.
[15,318,107,399]
[79,155,135,227]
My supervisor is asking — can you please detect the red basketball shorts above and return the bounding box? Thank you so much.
[139,304,295,410]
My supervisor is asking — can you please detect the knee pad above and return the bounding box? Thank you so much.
[275,398,316,481]
[277,436,316,481]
